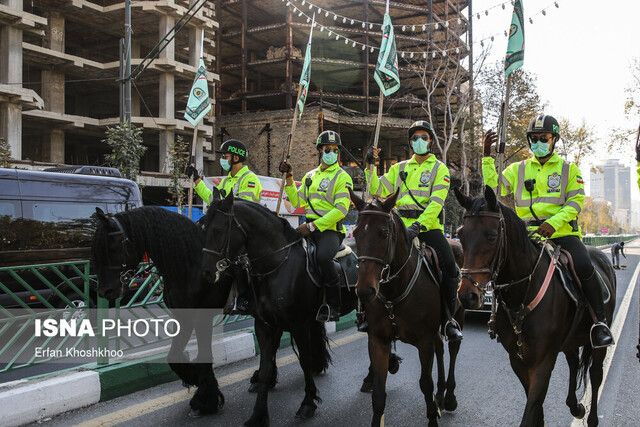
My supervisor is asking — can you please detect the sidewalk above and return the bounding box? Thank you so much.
[0,313,357,427]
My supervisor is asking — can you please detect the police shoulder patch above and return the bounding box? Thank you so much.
[247,181,256,188]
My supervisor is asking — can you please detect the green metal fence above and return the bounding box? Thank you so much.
[0,260,251,374]
[582,235,638,247]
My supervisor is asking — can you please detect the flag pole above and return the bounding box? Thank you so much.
[495,74,512,202]
[363,91,384,201]
[275,15,314,216]
[187,29,206,220]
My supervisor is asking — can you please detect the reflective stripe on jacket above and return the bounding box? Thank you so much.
[366,154,449,232]
[285,162,353,233]
[482,152,585,238]
[194,165,262,205]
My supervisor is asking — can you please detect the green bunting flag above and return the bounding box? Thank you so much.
[374,13,400,96]
[505,0,525,78]
[297,42,312,119]
[184,58,211,126]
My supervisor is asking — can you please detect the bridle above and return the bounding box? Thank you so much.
[202,204,248,273]
[356,209,413,284]
[460,209,507,293]
[105,216,136,286]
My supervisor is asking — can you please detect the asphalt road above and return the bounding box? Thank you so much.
[36,242,640,427]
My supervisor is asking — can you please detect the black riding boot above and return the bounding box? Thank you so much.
[442,272,463,342]
[583,271,614,348]
[317,283,341,322]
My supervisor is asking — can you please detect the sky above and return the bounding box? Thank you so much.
[471,0,640,199]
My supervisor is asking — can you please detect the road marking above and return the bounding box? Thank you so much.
[570,257,640,427]
[72,331,365,427]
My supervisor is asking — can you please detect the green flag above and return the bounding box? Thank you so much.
[374,13,400,96]
[184,58,211,126]
[505,0,525,78]
[297,43,311,119]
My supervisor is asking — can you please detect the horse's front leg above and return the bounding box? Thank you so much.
[564,349,586,419]
[368,335,390,427]
[245,320,277,427]
[587,347,607,426]
[292,325,319,419]
[418,338,440,427]
[444,336,461,411]
[515,353,558,427]
[249,329,282,393]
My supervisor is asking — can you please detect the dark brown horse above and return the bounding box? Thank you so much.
[455,186,616,427]
[350,189,443,427]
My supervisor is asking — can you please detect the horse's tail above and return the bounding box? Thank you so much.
[309,321,332,374]
[577,345,593,390]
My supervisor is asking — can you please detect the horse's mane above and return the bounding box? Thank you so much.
[92,206,203,281]
[206,198,300,242]
[468,196,537,253]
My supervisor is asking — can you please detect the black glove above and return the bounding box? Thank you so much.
[185,164,200,181]
[406,222,421,240]
[365,146,375,164]
[279,161,293,176]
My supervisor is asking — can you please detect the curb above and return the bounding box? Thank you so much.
[0,313,357,426]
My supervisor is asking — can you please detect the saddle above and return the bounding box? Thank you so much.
[302,238,358,289]
[413,238,443,286]
[552,246,610,305]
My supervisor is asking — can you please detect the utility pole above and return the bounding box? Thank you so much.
[124,0,132,125]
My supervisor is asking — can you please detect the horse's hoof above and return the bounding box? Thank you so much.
[360,380,373,393]
[571,403,586,419]
[388,353,402,375]
[428,420,439,427]
[295,404,317,419]
[444,393,458,412]
[188,408,202,418]
[244,416,270,427]
[435,394,444,410]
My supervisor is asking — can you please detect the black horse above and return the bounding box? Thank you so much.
[92,206,229,417]
[455,187,616,426]
[201,192,361,426]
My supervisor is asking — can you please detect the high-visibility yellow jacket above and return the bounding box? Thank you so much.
[285,162,353,234]
[366,154,450,232]
[482,152,585,238]
[194,165,262,205]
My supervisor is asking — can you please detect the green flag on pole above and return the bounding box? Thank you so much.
[505,0,525,78]
[184,58,211,126]
[297,17,314,119]
[374,13,400,96]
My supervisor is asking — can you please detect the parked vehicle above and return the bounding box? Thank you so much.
[0,166,143,309]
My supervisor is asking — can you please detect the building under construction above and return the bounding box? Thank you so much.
[0,0,218,198]
[1,0,473,199]
[215,0,473,180]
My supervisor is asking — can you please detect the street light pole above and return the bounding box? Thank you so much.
[124,0,132,125]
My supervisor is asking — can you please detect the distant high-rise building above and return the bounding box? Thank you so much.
[590,159,631,225]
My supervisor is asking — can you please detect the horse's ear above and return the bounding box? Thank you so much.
[94,207,116,230]
[454,187,473,211]
[219,188,234,211]
[211,187,222,202]
[484,185,498,211]
[348,188,365,211]
[382,188,400,212]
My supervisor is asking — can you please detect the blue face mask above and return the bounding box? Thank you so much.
[322,151,338,165]
[219,158,231,171]
[530,142,551,158]
[412,138,430,155]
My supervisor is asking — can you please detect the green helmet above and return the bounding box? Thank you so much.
[526,114,560,141]
[315,130,342,148]
[408,120,435,141]
[216,139,247,162]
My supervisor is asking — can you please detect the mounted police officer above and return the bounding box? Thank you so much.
[482,114,614,348]
[186,139,262,314]
[364,120,463,342]
[278,130,353,322]
[186,139,262,205]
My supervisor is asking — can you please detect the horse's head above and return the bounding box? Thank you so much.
[454,186,505,310]
[201,190,248,286]
[92,208,141,300]
[349,188,402,303]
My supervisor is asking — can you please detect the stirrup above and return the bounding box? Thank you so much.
[316,304,331,322]
[445,319,463,342]
[590,322,614,348]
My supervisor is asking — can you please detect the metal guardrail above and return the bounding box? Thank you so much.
[583,235,639,247]
[0,261,251,374]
